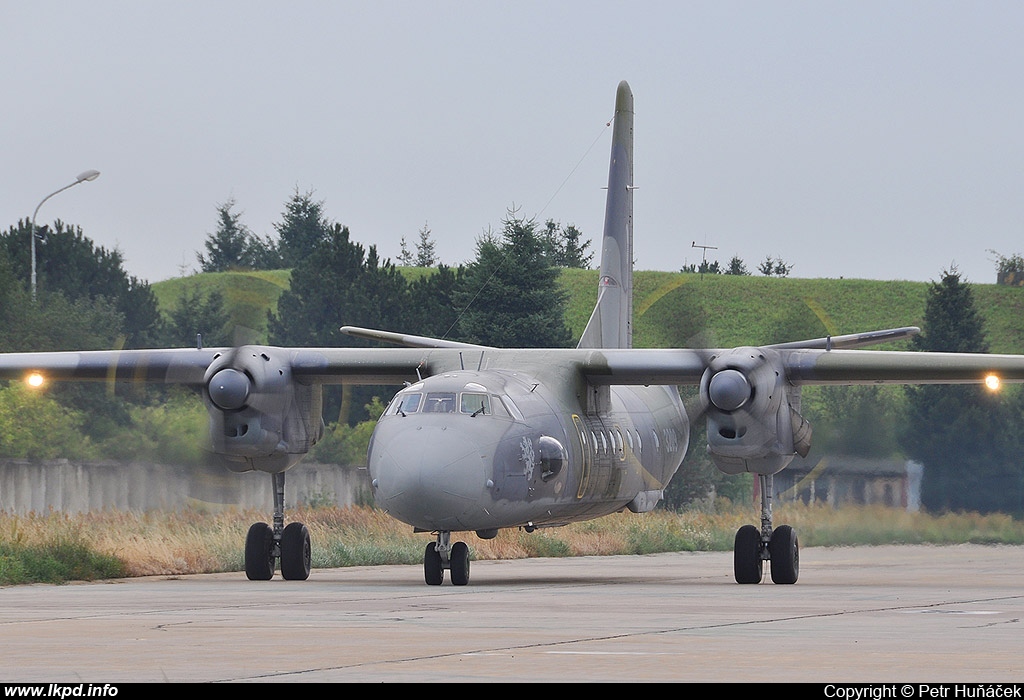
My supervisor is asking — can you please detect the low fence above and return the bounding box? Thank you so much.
[0,459,372,514]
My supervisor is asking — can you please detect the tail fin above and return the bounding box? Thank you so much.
[578,80,634,350]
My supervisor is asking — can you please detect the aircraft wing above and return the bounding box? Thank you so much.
[4,338,1021,390]
[0,346,435,387]
[0,347,222,384]
[580,344,1024,387]
[782,348,1024,385]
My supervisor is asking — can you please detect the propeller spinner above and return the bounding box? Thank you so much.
[208,368,251,411]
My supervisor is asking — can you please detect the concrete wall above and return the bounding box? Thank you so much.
[0,459,372,514]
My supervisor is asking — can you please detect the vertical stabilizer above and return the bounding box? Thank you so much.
[578,80,634,350]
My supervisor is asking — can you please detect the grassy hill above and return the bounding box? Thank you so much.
[154,268,1024,353]
[152,270,291,344]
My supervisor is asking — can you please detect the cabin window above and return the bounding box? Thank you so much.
[424,392,457,413]
[460,392,490,415]
[613,429,625,460]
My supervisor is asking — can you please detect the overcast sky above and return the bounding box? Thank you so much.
[2,2,1023,286]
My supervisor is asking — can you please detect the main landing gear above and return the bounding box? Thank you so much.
[733,473,799,585]
[424,531,471,586]
[244,472,312,581]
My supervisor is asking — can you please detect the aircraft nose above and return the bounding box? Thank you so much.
[369,423,490,531]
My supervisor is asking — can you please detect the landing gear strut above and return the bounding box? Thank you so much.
[733,473,799,584]
[244,472,312,581]
[424,531,470,586]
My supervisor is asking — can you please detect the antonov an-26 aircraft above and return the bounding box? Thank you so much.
[5,81,1024,586]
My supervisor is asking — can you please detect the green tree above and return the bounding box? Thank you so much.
[405,264,466,339]
[724,255,750,276]
[197,199,255,272]
[808,385,902,458]
[455,212,572,348]
[0,384,92,460]
[163,285,233,348]
[414,222,438,267]
[275,189,332,268]
[397,236,414,266]
[0,220,163,348]
[542,219,593,269]
[900,267,1023,513]
[758,256,792,277]
[269,224,410,424]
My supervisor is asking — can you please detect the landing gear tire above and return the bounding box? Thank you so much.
[449,541,470,586]
[424,542,443,586]
[769,524,799,584]
[734,524,763,584]
[280,522,311,581]
[245,522,275,581]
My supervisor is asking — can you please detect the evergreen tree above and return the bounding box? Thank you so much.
[541,219,593,269]
[163,285,233,348]
[414,222,438,267]
[405,264,466,339]
[268,224,410,424]
[724,255,750,275]
[275,189,332,268]
[246,233,283,270]
[900,267,1023,513]
[758,256,792,277]
[397,236,414,266]
[455,212,572,348]
[197,199,254,272]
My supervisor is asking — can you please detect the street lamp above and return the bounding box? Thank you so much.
[30,169,101,301]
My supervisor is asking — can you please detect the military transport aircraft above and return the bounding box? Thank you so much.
[4,80,1024,586]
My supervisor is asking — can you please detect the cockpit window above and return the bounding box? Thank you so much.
[490,395,511,418]
[391,392,422,415]
[460,392,490,415]
[424,392,457,413]
[501,395,525,421]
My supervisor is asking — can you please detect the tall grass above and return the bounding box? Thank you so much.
[1,503,1021,585]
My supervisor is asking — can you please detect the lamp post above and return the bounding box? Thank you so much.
[30,169,101,301]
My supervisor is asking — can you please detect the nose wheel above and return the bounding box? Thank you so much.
[424,531,471,586]
[733,474,799,584]
[244,472,312,581]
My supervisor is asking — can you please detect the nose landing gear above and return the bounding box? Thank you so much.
[424,531,471,586]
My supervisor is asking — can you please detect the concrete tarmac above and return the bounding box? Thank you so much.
[1,544,1022,683]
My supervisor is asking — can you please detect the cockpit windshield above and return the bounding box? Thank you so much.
[460,393,489,415]
[385,387,517,420]
[424,392,457,413]
[391,392,422,415]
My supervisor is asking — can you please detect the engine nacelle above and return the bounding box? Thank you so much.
[699,347,811,476]
[203,346,324,473]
